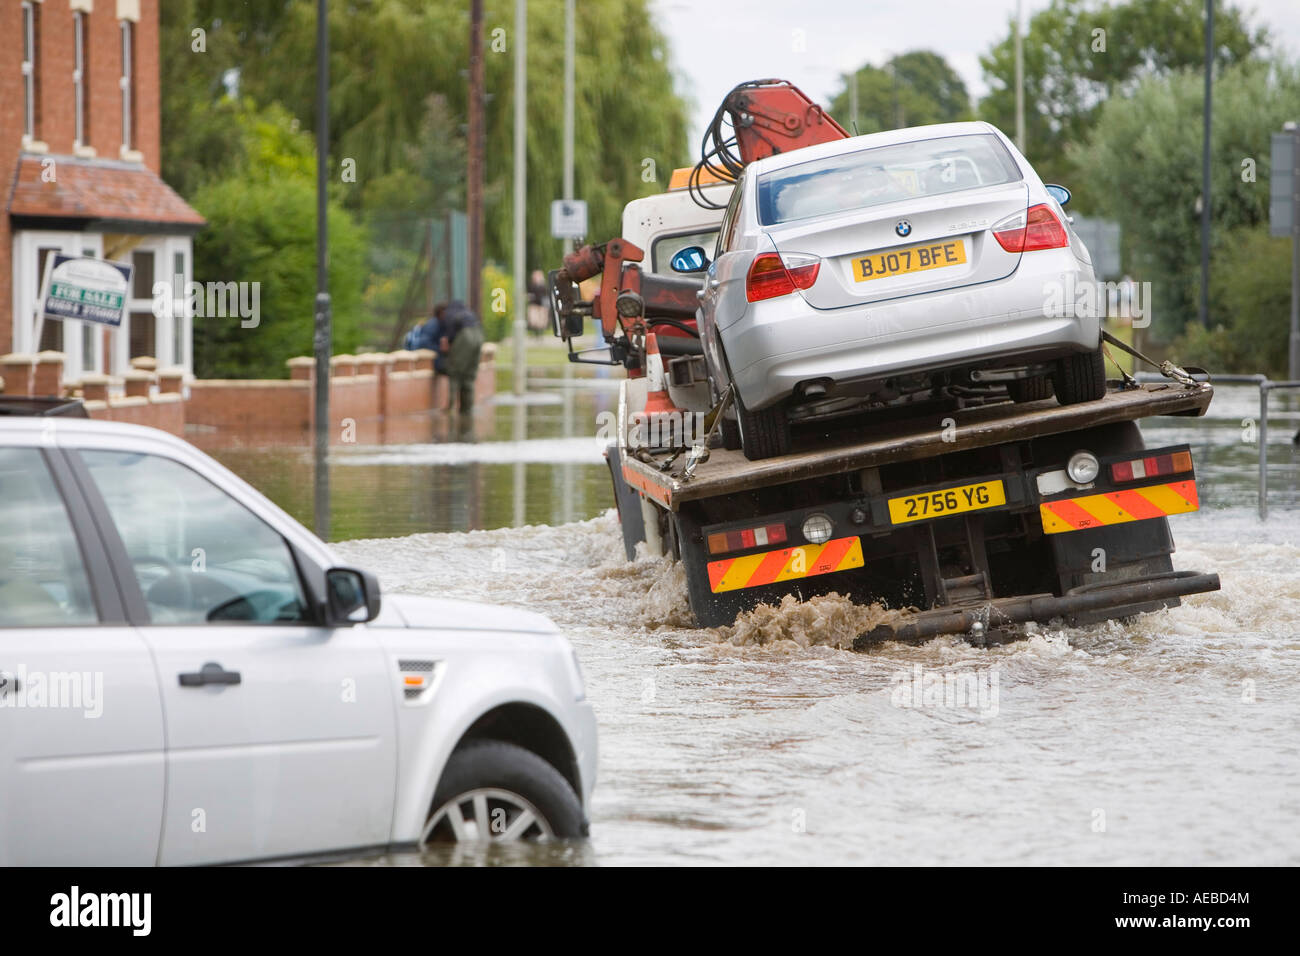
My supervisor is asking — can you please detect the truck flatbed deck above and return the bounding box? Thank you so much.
[622,382,1214,510]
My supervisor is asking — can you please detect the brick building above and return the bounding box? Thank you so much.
[2,0,203,382]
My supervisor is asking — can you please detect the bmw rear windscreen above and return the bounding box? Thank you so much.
[757,133,1023,226]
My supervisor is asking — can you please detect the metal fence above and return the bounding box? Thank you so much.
[1136,372,1300,519]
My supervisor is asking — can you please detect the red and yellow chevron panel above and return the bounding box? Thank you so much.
[707,536,865,593]
[1039,480,1199,534]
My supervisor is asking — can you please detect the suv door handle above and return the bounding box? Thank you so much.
[178,662,242,687]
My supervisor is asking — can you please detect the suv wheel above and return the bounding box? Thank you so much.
[421,740,585,843]
[1053,348,1106,405]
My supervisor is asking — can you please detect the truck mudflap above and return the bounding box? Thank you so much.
[852,570,1222,649]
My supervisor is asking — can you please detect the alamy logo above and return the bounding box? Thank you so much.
[49,886,151,936]
[890,663,999,717]
[595,410,707,450]
[152,275,261,328]
[0,666,102,718]
[1043,275,1152,328]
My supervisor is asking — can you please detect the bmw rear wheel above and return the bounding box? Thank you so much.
[1052,347,1106,405]
[1007,374,1054,403]
[421,740,585,843]
[736,392,791,460]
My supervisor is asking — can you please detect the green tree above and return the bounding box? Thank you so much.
[189,107,367,379]
[978,0,1267,189]
[1070,59,1300,342]
[1172,227,1294,376]
[175,0,690,274]
[828,51,973,134]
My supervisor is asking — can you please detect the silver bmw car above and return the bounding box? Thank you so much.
[691,121,1103,460]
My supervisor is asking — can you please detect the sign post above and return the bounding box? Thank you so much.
[1271,122,1300,381]
[37,255,133,349]
[550,199,588,241]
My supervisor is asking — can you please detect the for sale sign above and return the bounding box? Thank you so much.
[40,255,133,327]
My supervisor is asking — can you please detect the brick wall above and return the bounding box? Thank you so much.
[3,0,162,350]
[187,380,312,431]
[0,3,22,355]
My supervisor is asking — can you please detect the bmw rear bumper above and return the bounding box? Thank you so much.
[725,252,1100,411]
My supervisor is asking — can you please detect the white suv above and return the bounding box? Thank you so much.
[0,414,596,865]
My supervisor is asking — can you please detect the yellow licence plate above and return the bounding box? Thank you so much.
[888,479,1006,524]
[853,238,967,282]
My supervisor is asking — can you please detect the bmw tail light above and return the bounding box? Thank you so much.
[992,203,1069,253]
[746,252,821,302]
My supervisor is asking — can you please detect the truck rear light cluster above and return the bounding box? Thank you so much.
[991,203,1069,253]
[707,522,788,555]
[746,252,821,302]
[1110,451,1193,483]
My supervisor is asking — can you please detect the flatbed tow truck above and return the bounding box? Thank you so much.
[550,80,1220,645]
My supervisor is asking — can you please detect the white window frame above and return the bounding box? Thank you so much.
[10,230,105,382]
[116,237,194,377]
[119,20,132,152]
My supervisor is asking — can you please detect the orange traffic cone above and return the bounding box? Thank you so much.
[639,332,685,450]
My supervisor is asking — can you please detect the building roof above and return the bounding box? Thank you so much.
[8,154,205,232]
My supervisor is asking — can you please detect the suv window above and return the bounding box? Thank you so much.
[79,451,309,625]
[0,448,98,626]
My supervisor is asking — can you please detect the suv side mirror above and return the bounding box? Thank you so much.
[1045,184,1071,207]
[325,567,381,625]
[670,246,710,273]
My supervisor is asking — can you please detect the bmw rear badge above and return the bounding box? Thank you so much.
[895,220,912,238]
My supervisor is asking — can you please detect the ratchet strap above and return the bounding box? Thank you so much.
[1101,330,1202,388]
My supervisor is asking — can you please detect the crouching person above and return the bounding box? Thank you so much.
[440,301,485,416]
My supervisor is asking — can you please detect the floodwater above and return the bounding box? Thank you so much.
[218,373,1300,865]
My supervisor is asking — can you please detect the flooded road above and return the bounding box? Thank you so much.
[335,507,1300,865]
[191,371,1300,864]
[312,381,1300,865]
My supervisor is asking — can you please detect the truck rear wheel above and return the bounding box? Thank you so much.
[605,443,645,561]
[1033,421,1178,623]
[736,394,790,460]
[1053,347,1106,405]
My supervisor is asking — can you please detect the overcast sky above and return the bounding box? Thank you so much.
[649,0,1300,146]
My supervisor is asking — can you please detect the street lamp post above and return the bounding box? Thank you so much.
[313,0,331,540]
[1198,0,1214,328]
[512,0,526,397]
[1014,0,1025,153]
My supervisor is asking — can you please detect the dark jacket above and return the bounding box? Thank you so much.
[405,317,445,372]
[441,302,484,380]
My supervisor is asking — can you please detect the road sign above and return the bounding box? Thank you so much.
[1271,124,1300,380]
[1069,215,1122,279]
[40,255,132,327]
[550,199,587,240]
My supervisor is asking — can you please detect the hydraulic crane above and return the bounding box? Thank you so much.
[549,80,848,375]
